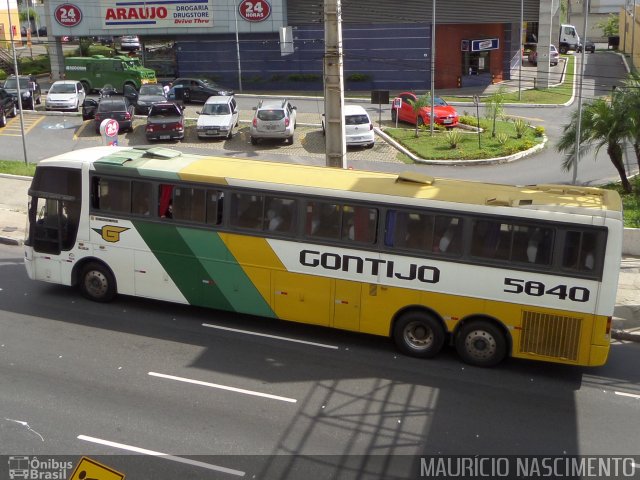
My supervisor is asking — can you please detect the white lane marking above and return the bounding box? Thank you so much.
[614,391,640,399]
[77,434,245,477]
[148,371,297,403]
[202,323,339,350]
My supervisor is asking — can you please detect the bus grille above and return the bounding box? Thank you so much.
[519,311,581,361]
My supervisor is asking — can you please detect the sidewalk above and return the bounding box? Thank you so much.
[1,174,638,343]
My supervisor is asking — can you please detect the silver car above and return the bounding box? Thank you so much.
[249,99,297,145]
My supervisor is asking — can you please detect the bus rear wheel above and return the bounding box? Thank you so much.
[455,320,507,367]
[393,312,445,358]
[80,262,116,302]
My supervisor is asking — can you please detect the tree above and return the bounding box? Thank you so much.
[556,97,632,193]
[19,8,38,33]
[484,86,507,138]
[406,94,432,138]
[596,13,619,37]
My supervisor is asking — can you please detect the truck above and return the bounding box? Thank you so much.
[64,55,157,93]
[524,23,581,56]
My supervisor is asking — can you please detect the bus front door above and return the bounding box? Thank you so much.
[30,197,64,283]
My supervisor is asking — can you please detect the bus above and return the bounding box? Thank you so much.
[23,146,623,367]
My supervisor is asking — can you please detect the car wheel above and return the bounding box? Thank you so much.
[0,111,6,127]
[10,105,17,117]
[81,81,91,94]
[366,142,374,149]
[287,136,294,145]
[227,128,233,140]
[251,136,258,145]
[36,96,41,105]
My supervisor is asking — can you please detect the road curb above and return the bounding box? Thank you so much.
[611,329,640,342]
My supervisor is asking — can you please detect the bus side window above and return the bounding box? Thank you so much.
[95,177,130,213]
[131,181,152,216]
[563,230,599,271]
[230,193,264,230]
[308,201,340,239]
[206,190,223,225]
[435,216,461,254]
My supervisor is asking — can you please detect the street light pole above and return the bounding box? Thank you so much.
[573,0,590,184]
[518,0,523,101]
[430,0,436,136]
[234,2,243,92]
[6,0,29,165]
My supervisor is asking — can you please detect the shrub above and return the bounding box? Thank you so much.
[288,73,321,82]
[17,55,50,75]
[459,114,489,130]
[445,129,464,148]
[534,126,545,137]
[496,133,509,145]
[0,69,6,81]
[513,118,528,139]
[347,73,372,82]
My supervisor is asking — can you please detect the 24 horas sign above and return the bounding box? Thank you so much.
[238,0,271,22]
[54,3,83,27]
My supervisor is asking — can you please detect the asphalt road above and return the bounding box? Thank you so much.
[1,242,639,479]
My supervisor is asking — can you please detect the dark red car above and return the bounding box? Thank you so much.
[391,91,459,128]
[145,102,184,141]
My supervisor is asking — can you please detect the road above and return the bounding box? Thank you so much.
[1,241,639,479]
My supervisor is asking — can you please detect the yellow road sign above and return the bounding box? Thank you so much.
[69,457,125,480]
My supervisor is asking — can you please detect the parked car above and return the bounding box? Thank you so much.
[196,95,239,140]
[129,83,167,115]
[170,78,234,104]
[2,75,41,110]
[528,44,559,66]
[120,35,140,51]
[83,97,135,134]
[579,40,596,53]
[249,99,297,145]
[0,88,18,127]
[322,105,375,148]
[145,102,185,141]
[45,80,86,112]
[391,92,459,127]
[37,26,47,36]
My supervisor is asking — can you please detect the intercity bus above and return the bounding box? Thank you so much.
[23,146,623,367]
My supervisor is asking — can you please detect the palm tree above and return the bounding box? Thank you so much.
[557,97,632,193]
[406,94,432,138]
[484,86,507,138]
[618,72,640,175]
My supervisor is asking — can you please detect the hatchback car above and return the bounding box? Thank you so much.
[528,44,559,66]
[196,95,239,139]
[0,88,18,127]
[578,40,596,53]
[89,97,135,134]
[170,78,234,104]
[45,80,86,112]
[3,75,41,110]
[322,105,375,148]
[249,99,297,145]
[145,102,185,141]
[392,92,459,127]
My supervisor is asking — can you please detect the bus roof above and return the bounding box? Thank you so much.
[39,146,623,216]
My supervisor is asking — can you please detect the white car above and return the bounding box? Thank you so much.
[120,35,140,51]
[196,95,239,139]
[45,80,86,112]
[322,104,375,148]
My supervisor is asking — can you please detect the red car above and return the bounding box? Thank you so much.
[392,92,459,127]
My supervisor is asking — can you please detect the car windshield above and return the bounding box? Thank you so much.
[149,105,181,117]
[49,83,77,94]
[257,109,285,121]
[140,84,165,96]
[434,97,448,107]
[346,114,370,125]
[4,78,30,89]
[98,101,126,112]
[202,103,230,115]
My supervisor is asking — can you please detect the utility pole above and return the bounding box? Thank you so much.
[323,0,346,168]
[573,0,589,184]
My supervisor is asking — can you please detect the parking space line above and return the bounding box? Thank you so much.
[149,371,297,403]
[73,120,92,140]
[202,322,340,350]
[77,434,245,477]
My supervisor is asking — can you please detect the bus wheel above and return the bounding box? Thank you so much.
[80,262,116,302]
[393,312,445,358]
[455,320,507,367]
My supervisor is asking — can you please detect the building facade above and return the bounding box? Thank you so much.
[41,0,541,91]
